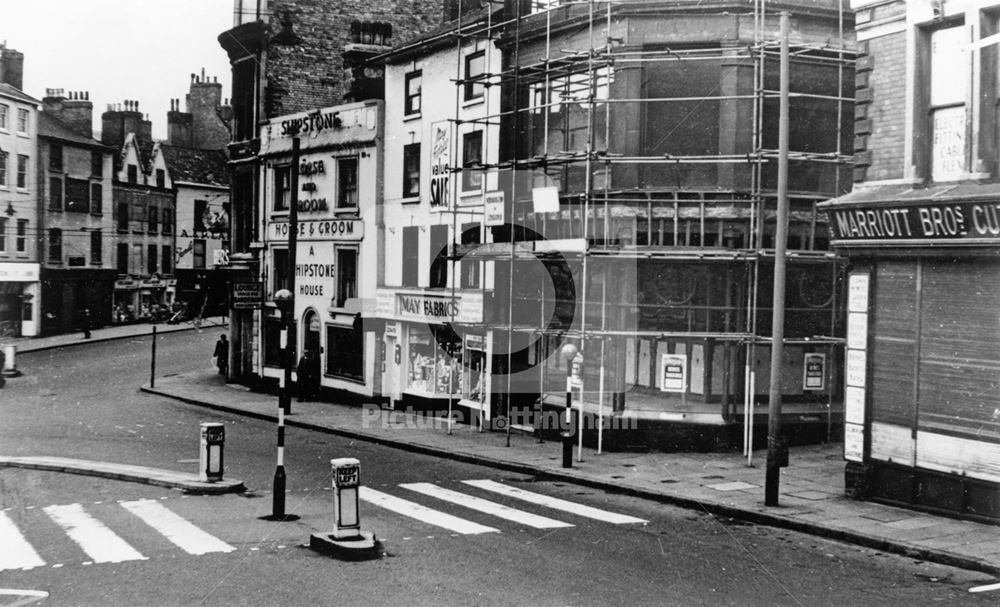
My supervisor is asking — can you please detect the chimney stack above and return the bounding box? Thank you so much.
[42,89,95,138]
[0,43,25,90]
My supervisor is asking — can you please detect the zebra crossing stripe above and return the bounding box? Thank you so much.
[400,483,573,529]
[0,511,45,571]
[462,480,648,524]
[120,499,235,556]
[359,487,499,535]
[42,504,147,564]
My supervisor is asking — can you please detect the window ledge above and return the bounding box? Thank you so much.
[462,97,484,109]
[402,112,422,123]
[400,197,420,204]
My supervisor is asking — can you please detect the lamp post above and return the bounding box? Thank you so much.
[560,343,579,468]
[272,288,293,519]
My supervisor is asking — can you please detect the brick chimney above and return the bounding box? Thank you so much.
[167,97,193,146]
[185,69,230,149]
[43,89,94,138]
[0,43,24,90]
[101,99,145,148]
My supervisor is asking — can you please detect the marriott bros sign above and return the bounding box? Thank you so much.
[826,200,1000,244]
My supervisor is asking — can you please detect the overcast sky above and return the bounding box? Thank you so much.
[1,0,233,140]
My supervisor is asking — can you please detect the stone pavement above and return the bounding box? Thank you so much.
[0,316,227,355]
[139,369,1000,576]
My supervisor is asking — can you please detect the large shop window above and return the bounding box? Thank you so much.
[406,326,459,396]
[929,24,968,181]
[327,324,364,381]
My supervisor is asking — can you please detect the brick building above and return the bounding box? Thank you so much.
[0,44,41,337]
[37,90,116,334]
[821,0,1000,522]
[217,0,448,386]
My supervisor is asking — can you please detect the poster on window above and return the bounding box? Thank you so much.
[430,120,451,210]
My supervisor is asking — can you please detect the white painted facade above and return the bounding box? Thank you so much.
[378,28,502,419]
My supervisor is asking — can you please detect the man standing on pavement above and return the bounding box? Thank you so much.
[214,334,229,376]
[82,309,93,339]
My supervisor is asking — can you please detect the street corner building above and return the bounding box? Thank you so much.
[820,0,1000,522]
[256,101,383,399]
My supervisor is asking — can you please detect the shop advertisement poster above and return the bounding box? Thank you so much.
[802,353,826,391]
[659,353,687,393]
[844,422,864,462]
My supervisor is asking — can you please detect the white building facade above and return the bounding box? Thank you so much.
[258,100,383,399]
[376,17,502,424]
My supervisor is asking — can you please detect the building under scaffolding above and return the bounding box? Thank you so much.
[379,0,856,452]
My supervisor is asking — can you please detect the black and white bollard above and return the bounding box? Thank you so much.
[309,458,380,560]
[199,422,225,482]
[2,344,21,378]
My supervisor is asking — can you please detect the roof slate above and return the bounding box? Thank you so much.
[160,145,229,187]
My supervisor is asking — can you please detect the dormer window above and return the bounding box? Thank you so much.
[127,164,138,184]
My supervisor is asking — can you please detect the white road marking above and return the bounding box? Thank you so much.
[120,499,235,556]
[0,512,45,571]
[400,483,573,529]
[359,487,499,535]
[462,480,648,524]
[42,504,147,563]
[969,581,1000,593]
[0,588,50,607]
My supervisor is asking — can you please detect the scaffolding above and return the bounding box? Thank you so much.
[442,0,856,452]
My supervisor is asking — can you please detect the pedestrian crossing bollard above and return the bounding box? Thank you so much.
[2,344,22,378]
[309,457,380,560]
[330,458,361,539]
[199,422,225,482]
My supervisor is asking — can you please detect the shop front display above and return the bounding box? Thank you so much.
[821,191,1000,522]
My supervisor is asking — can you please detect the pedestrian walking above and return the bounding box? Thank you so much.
[82,309,93,339]
[213,334,229,376]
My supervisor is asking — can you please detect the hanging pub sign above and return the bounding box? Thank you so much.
[826,201,1000,245]
[802,353,826,391]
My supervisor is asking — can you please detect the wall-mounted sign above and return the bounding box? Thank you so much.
[430,121,451,209]
[374,290,484,324]
[0,262,39,282]
[803,353,826,391]
[827,201,1000,245]
[485,191,505,226]
[385,322,398,339]
[844,422,864,462]
[659,353,687,393]
[269,220,364,242]
[232,281,264,310]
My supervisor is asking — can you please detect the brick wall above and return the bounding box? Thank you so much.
[862,31,907,182]
[265,0,446,118]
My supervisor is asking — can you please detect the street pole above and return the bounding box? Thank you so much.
[560,343,578,468]
[765,12,791,507]
[284,136,300,415]
[272,290,293,520]
[150,326,157,388]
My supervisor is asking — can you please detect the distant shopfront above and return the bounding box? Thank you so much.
[112,275,173,323]
[821,190,1000,522]
[0,262,40,337]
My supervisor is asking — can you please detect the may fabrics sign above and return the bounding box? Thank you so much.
[826,200,1000,245]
